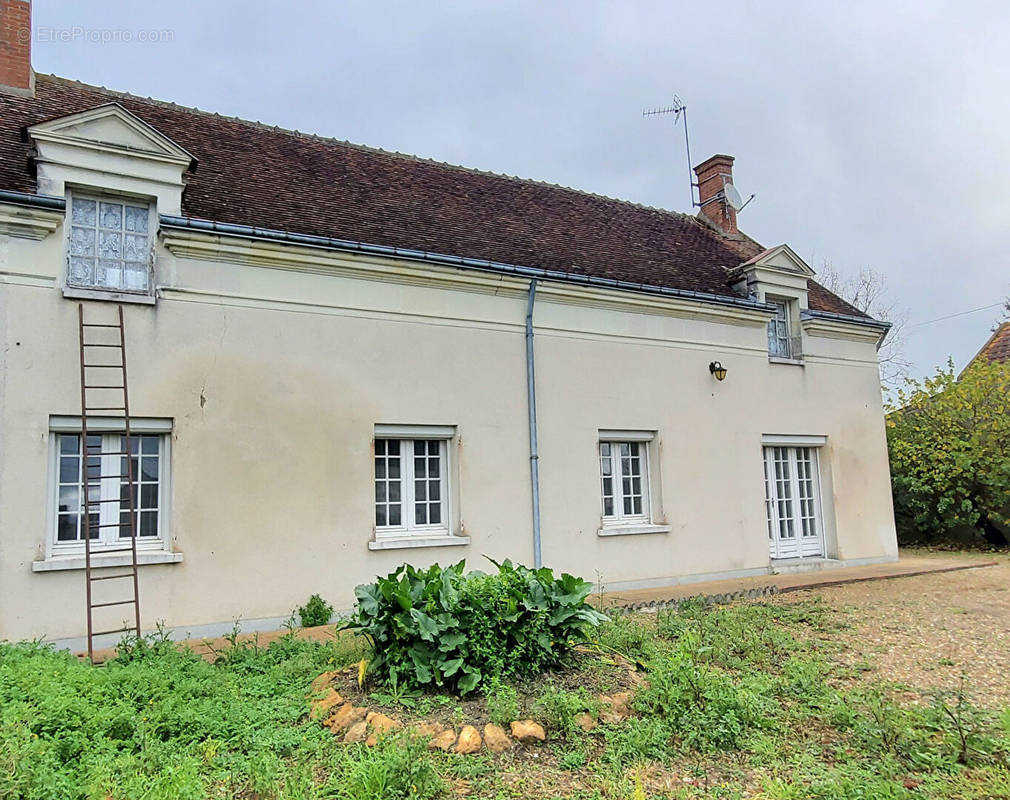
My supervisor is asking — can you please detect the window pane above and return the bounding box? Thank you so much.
[100,202,123,229]
[72,197,97,225]
[59,456,79,483]
[388,481,401,502]
[375,458,386,479]
[429,504,441,525]
[69,226,96,256]
[125,205,148,233]
[388,504,401,526]
[415,502,426,524]
[375,482,386,503]
[415,479,427,501]
[376,505,387,527]
[69,257,95,285]
[140,511,158,537]
[57,514,79,542]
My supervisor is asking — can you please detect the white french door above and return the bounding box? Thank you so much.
[763,446,824,559]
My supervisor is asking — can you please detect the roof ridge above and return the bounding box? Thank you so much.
[38,73,705,225]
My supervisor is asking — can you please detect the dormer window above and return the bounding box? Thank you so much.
[768,299,793,358]
[68,194,152,293]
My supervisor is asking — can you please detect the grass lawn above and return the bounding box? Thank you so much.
[2,596,1010,799]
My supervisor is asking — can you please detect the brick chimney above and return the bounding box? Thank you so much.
[0,0,33,96]
[694,154,737,235]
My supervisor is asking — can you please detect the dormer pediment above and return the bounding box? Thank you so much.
[28,103,194,166]
[27,104,193,215]
[738,244,815,277]
[729,243,813,309]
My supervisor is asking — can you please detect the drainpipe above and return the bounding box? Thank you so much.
[525,279,543,568]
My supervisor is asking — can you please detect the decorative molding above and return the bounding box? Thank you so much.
[28,103,194,167]
[375,424,456,439]
[32,550,183,572]
[160,227,776,328]
[367,535,471,551]
[761,433,828,446]
[800,314,886,345]
[597,524,670,537]
[0,202,63,240]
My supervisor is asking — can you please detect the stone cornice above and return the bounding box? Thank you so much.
[0,201,63,240]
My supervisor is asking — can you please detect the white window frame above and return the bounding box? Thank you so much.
[762,444,825,559]
[767,298,792,358]
[65,191,156,298]
[45,418,172,559]
[599,436,651,526]
[372,425,459,545]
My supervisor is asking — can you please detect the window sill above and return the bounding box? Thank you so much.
[368,535,471,551]
[768,356,804,366]
[32,550,183,572]
[597,524,670,537]
[63,286,157,306]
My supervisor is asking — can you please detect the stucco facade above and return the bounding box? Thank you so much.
[0,205,897,648]
[0,62,898,649]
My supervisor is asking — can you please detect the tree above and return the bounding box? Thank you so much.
[886,358,1010,547]
[819,264,910,393]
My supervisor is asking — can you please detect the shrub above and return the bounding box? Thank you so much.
[533,683,596,737]
[887,358,1010,547]
[340,559,606,694]
[484,677,520,727]
[296,593,334,628]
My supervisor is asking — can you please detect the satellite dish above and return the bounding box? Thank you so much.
[723,182,744,211]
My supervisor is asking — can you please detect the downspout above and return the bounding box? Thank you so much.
[525,279,543,568]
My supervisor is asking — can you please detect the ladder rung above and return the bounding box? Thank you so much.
[82,343,122,348]
[82,451,132,457]
[83,497,125,505]
[92,626,137,637]
[83,407,126,412]
[90,599,137,609]
[81,474,130,481]
[83,364,125,369]
[84,385,126,390]
[89,573,135,581]
[81,323,121,328]
[88,521,135,529]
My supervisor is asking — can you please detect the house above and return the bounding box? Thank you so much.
[0,1,897,650]
[965,320,1010,369]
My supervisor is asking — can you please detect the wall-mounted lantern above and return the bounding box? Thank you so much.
[709,361,727,381]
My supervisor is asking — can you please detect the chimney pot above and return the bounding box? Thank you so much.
[0,0,33,96]
[694,154,738,235]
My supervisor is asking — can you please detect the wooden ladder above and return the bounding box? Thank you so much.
[77,303,141,661]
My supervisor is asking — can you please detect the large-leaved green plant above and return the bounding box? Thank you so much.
[339,558,605,694]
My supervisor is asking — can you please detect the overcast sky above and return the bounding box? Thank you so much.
[33,1,1010,376]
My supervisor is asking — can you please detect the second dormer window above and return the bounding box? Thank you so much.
[68,195,151,293]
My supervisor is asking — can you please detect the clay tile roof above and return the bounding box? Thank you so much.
[0,75,863,316]
[970,321,1010,367]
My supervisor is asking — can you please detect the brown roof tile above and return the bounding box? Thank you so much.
[973,321,1010,366]
[0,75,863,316]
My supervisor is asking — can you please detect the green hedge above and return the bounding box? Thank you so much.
[340,559,606,694]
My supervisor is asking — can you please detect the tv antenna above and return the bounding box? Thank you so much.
[643,95,696,209]
[643,95,755,214]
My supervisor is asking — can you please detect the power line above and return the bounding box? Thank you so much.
[910,302,1004,328]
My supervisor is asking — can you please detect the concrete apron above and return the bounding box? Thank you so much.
[600,555,999,611]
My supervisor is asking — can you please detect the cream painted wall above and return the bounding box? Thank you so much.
[0,217,897,645]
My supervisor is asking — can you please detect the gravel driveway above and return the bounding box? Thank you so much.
[783,551,1010,708]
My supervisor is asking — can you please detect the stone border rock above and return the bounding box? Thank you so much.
[614,584,779,613]
[308,673,637,755]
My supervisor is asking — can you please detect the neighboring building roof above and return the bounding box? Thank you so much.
[0,74,863,316]
[967,321,1010,368]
